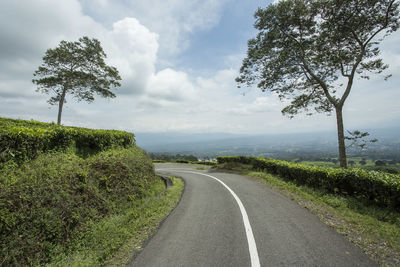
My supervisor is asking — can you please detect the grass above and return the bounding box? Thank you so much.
[216,163,400,266]
[194,164,214,171]
[51,177,184,266]
[106,177,184,266]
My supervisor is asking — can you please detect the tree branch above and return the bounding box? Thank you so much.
[301,59,338,106]
[364,0,396,47]
[340,62,350,77]
[278,24,338,106]
[339,50,364,106]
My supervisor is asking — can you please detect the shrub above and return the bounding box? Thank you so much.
[152,159,166,163]
[217,156,400,209]
[191,161,217,166]
[176,160,189,164]
[0,152,103,265]
[0,146,155,266]
[0,117,134,166]
[89,147,157,206]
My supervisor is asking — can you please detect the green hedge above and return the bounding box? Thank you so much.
[0,117,134,165]
[0,146,156,266]
[217,156,400,209]
[191,161,217,166]
[152,159,166,163]
[175,160,190,164]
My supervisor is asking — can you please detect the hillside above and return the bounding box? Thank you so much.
[0,117,183,266]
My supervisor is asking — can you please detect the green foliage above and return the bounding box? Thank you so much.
[237,0,400,115]
[175,160,189,164]
[0,146,156,266]
[149,153,198,162]
[56,177,184,266]
[237,0,400,168]
[32,36,121,124]
[0,117,134,166]
[367,166,399,174]
[191,161,217,166]
[375,160,386,166]
[88,147,156,206]
[152,159,166,163]
[217,156,400,209]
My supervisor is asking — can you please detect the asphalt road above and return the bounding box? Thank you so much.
[129,164,377,267]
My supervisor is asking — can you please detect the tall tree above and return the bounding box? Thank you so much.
[33,36,121,125]
[236,0,399,168]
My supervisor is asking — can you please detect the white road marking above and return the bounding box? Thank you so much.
[157,169,261,267]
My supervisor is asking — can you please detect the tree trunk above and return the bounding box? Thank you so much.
[335,106,347,168]
[57,89,67,125]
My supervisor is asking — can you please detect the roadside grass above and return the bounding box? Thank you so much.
[51,177,184,266]
[195,165,213,171]
[216,163,400,266]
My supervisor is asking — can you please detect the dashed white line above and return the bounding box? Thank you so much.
[157,169,261,267]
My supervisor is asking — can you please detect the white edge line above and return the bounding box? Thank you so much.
[157,169,261,267]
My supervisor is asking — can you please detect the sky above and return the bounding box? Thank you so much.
[0,0,399,135]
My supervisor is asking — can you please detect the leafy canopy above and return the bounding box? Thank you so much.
[236,0,400,116]
[32,36,121,105]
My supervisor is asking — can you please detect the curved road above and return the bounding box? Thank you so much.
[129,164,376,267]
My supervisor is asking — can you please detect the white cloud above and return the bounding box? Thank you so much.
[0,0,222,129]
[249,96,282,113]
[103,18,159,95]
[0,0,197,102]
[148,68,196,101]
[0,0,104,97]
[0,0,399,136]
[79,0,229,59]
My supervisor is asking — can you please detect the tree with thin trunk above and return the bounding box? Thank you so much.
[236,0,399,168]
[33,36,121,125]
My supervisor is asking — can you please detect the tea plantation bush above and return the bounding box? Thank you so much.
[191,161,217,166]
[0,146,156,266]
[0,117,134,166]
[217,156,400,209]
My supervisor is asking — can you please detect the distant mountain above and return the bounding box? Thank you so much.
[134,127,400,159]
[134,132,242,147]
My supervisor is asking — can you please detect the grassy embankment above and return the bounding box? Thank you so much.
[216,156,400,266]
[0,117,183,266]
